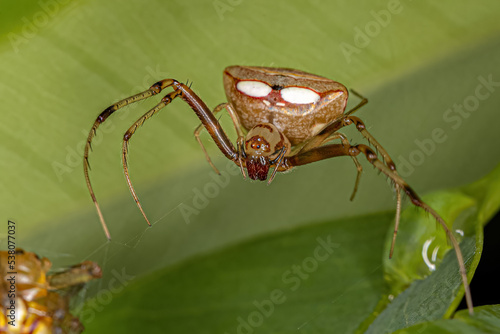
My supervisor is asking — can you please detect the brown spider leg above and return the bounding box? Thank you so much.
[121,82,239,228]
[122,90,182,226]
[285,143,473,314]
[194,103,246,177]
[84,79,177,239]
[340,115,406,254]
[194,103,227,175]
[267,146,287,185]
[176,82,238,160]
[391,186,402,258]
[226,103,247,178]
[237,137,246,178]
[304,111,403,250]
[85,79,238,239]
[320,132,363,201]
[346,90,369,116]
[352,144,472,314]
[342,116,396,170]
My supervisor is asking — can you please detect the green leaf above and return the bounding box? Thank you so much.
[1,0,500,333]
[361,165,500,333]
[82,164,500,333]
[83,212,393,333]
[392,305,500,333]
[4,0,500,281]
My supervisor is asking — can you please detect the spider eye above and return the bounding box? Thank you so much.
[281,87,320,104]
[236,80,272,98]
[245,135,271,155]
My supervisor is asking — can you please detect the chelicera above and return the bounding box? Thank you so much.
[83,65,473,313]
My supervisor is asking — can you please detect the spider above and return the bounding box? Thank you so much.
[83,65,473,313]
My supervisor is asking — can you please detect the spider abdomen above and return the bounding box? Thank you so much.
[223,66,348,145]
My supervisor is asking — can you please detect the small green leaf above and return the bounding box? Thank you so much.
[361,165,500,333]
[392,305,500,333]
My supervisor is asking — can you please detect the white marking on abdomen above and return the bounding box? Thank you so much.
[281,87,320,104]
[310,123,327,136]
[237,80,272,97]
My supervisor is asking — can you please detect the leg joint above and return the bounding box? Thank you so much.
[151,79,178,94]
[124,131,132,141]
[347,116,366,130]
[98,106,115,123]
[348,146,360,156]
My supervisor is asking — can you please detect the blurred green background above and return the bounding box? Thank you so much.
[1,0,500,333]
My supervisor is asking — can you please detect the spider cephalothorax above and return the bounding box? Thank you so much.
[242,123,290,181]
[83,65,473,313]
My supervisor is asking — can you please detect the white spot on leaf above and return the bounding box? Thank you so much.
[422,237,438,271]
[237,80,272,98]
[281,87,320,104]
